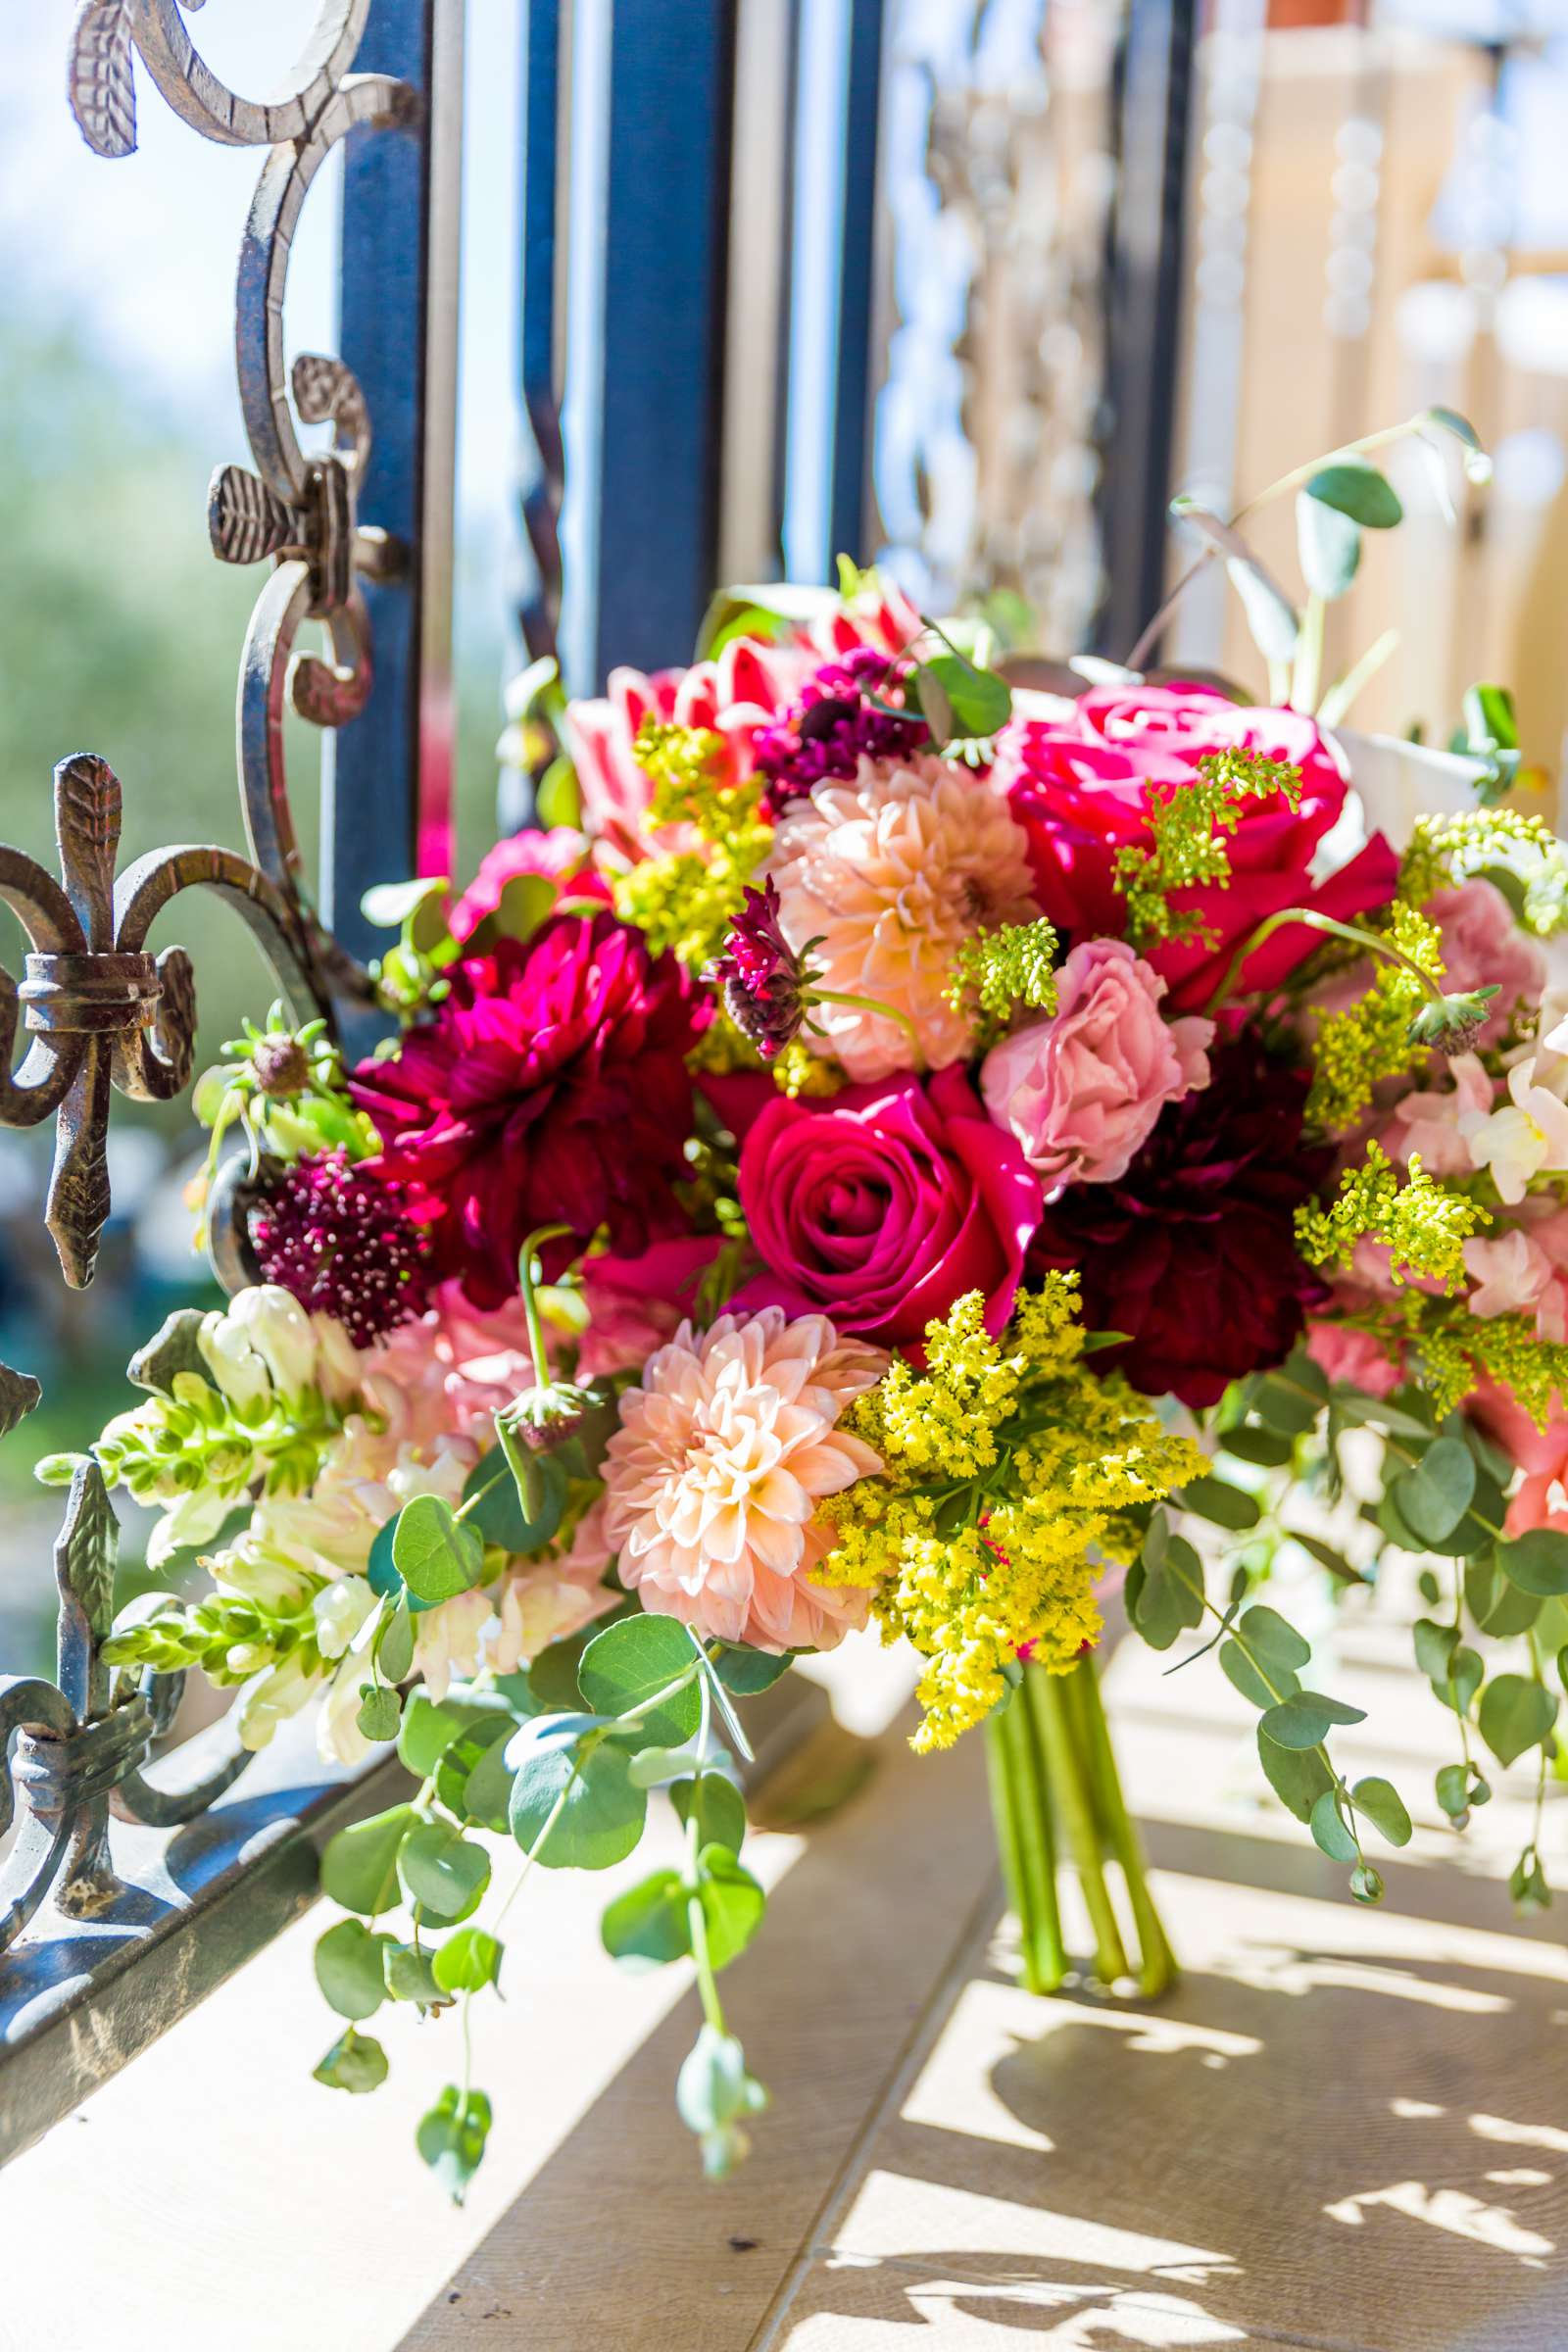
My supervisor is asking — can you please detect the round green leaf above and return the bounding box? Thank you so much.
[433,1927,503,1995]
[1394,1437,1476,1547]
[378,1600,416,1685]
[509,1734,648,1870]
[671,1774,747,1855]
[383,1940,445,2006]
[464,1442,566,1555]
[578,1615,702,1744]
[1412,1618,1459,1683]
[695,1845,765,1971]
[356,1686,402,1743]
[392,1494,485,1605]
[315,1919,393,2020]
[1256,1728,1334,1822]
[1303,459,1403,528]
[398,1689,513,1777]
[1478,1674,1558,1769]
[1309,1789,1358,1863]
[601,1869,691,1970]
[460,1738,517,1834]
[313,2028,388,2095]
[416,2085,492,2204]
[1259,1690,1366,1750]
[367,1516,435,1614]
[1352,1775,1412,1848]
[1179,1476,1260,1533]
[397,1824,493,1921]
[1238,1605,1311,1677]
[1433,1642,1483,1717]
[319,1804,417,1917]
[1496,1530,1568,1599]
[1220,1640,1293,1710]
[710,1645,793,1696]
[1218,1425,1295,1470]
[1466,1559,1543,1637]
[1297,489,1362,601]
[1435,1762,1471,1821]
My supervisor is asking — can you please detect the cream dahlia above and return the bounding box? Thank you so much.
[601,1308,886,1650]
[764,756,1039,1081]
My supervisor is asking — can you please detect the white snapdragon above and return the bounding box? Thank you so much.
[413,1589,492,1703]
[234,1650,321,1751]
[312,1573,378,1660]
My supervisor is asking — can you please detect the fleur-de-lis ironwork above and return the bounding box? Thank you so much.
[68,0,370,162]
[0,756,328,1287]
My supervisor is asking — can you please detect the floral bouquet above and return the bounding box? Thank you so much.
[82,413,1568,2200]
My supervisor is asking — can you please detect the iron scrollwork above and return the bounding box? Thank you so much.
[0,11,424,1954]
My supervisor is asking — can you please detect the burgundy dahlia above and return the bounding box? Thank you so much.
[756,646,929,813]
[1027,1033,1334,1408]
[707,878,814,1060]
[349,911,705,1308]
[250,1151,429,1347]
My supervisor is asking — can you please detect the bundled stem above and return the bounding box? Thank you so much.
[983,1653,1174,2000]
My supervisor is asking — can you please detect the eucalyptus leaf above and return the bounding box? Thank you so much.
[315,1919,394,2021]
[383,1940,446,2007]
[1180,1476,1260,1533]
[695,1843,767,1970]
[1352,1776,1412,1848]
[1309,1788,1358,1862]
[1259,1690,1366,1749]
[1256,1728,1335,1822]
[1303,459,1403,528]
[1297,490,1362,601]
[433,1927,503,1996]
[508,1732,647,1870]
[1219,1425,1294,1470]
[1496,1530,1568,1598]
[1394,1437,1475,1546]
[396,1824,492,1921]
[416,2084,492,2205]
[313,2029,389,2095]
[1478,1674,1557,1770]
[671,1773,748,1855]
[391,1494,485,1605]
[319,1804,417,1917]
[578,1615,702,1744]
[600,1868,691,1969]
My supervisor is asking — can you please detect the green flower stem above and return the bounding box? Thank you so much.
[516,1222,573,1389]
[984,1673,1065,1993]
[809,988,923,1057]
[1201,907,1449,1021]
[1029,1664,1130,1985]
[684,1672,728,2036]
[1067,1657,1177,1998]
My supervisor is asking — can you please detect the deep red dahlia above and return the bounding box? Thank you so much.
[350,911,706,1307]
[1028,1033,1333,1408]
[250,1150,429,1347]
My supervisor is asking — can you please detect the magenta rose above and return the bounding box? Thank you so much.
[734,1065,1042,1348]
[996,679,1399,1011]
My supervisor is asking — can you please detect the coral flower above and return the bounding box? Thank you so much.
[765,756,1039,1081]
[602,1308,886,1651]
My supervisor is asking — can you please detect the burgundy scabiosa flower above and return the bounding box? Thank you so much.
[1027,1032,1334,1408]
[755,646,929,813]
[250,1150,429,1347]
[349,911,706,1308]
[707,878,817,1060]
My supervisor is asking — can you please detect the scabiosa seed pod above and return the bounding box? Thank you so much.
[249,1150,429,1348]
[1406,985,1502,1056]
[755,647,928,813]
[706,878,817,1061]
[251,1035,315,1097]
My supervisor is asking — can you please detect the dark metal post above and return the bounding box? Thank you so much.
[1096,0,1199,662]
[327,0,465,953]
[558,0,737,695]
[784,0,887,582]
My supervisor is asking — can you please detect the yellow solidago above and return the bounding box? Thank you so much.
[1400,808,1568,937]
[944,917,1059,1045]
[611,720,770,970]
[1116,749,1303,949]
[813,1279,1205,1752]
[1305,901,1445,1131]
[1398,1297,1568,1426]
[1296,1142,1488,1294]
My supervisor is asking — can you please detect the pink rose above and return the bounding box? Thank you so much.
[1426,880,1546,1050]
[1303,1318,1402,1397]
[980,938,1212,1192]
[734,1065,1042,1348]
[997,680,1399,1011]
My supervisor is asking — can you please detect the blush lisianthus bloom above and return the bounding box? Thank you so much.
[736,1066,1042,1349]
[764,756,1039,1081]
[1425,879,1546,1050]
[1383,1053,1494,1178]
[602,1308,887,1651]
[351,911,705,1305]
[980,937,1213,1192]
[997,680,1399,1010]
[577,1236,725,1381]
[367,1278,552,1442]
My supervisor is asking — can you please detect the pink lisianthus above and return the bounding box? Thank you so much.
[980,938,1212,1192]
[1383,1053,1494,1178]
[735,1065,1042,1349]
[1425,880,1546,1050]
[578,1236,727,1381]
[602,1308,886,1651]
[367,1279,543,1442]
[449,826,610,944]
[764,756,1040,1081]
[1462,1229,1555,1322]
[996,680,1399,1012]
[1303,1317,1403,1397]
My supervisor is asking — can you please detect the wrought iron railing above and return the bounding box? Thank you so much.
[0,0,1199,2162]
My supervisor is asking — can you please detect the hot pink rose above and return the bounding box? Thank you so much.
[1424,880,1546,1050]
[734,1065,1042,1348]
[980,938,1212,1192]
[996,680,1398,1011]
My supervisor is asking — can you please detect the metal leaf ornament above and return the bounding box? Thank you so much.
[68,1,137,160]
